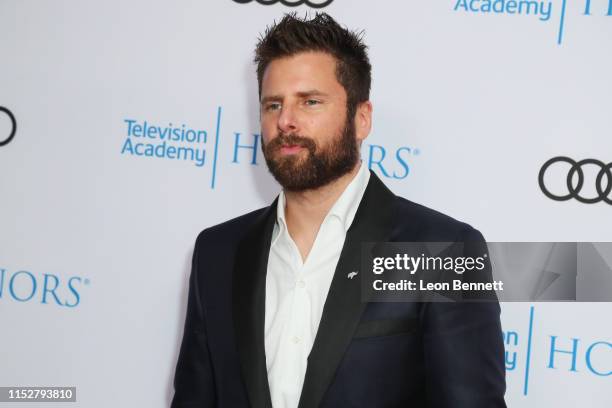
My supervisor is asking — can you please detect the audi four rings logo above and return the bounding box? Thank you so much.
[232,0,334,8]
[0,106,17,147]
[538,157,612,205]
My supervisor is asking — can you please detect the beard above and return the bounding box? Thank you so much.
[261,115,359,192]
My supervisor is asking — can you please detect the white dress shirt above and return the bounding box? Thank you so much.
[264,161,370,408]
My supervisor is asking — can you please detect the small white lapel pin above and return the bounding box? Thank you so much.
[347,271,358,279]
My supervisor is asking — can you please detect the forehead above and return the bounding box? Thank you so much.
[261,51,345,98]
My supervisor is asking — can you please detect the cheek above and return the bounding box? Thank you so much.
[309,113,343,141]
[261,118,278,141]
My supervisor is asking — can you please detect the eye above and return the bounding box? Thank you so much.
[264,102,281,112]
[305,99,321,106]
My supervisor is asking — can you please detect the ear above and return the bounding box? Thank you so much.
[354,101,373,143]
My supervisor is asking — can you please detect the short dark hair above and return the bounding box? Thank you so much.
[254,13,371,118]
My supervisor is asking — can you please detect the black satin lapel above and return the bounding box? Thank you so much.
[298,172,396,408]
[232,200,277,408]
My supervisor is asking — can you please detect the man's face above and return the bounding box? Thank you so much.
[259,51,359,191]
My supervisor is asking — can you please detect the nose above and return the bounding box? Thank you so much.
[277,104,298,134]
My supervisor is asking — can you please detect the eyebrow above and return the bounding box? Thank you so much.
[260,89,329,105]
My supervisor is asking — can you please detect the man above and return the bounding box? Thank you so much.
[171,13,506,408]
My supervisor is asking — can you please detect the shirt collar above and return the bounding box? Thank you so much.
[272,161,370,246]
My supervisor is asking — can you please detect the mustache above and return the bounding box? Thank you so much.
[265,133,316,152]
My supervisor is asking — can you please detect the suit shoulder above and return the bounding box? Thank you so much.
[392,195,482,241]
[194,206,269,247]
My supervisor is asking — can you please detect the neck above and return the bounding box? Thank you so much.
[283,162,361,231]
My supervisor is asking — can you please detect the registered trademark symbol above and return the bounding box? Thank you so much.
[413,148,420,156]
[484,254,488,258]
[84,278,90,285]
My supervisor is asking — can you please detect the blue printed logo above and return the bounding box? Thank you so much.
[120,119,207,167]
[452,0,612,44]
[231,133,420,181]
[503,306,611,399]
[120,107,421,189]
[0,267,89,308]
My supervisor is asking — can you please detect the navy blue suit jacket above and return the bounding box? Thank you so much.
[171,171,506,407]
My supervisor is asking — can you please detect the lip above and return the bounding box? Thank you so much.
[279,145,304,155]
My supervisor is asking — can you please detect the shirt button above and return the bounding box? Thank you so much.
[291,336,301,344]
[296,280,306,289]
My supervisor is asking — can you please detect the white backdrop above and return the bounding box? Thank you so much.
[1,0,611,406]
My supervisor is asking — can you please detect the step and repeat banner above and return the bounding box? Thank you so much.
[1,0,610,406]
